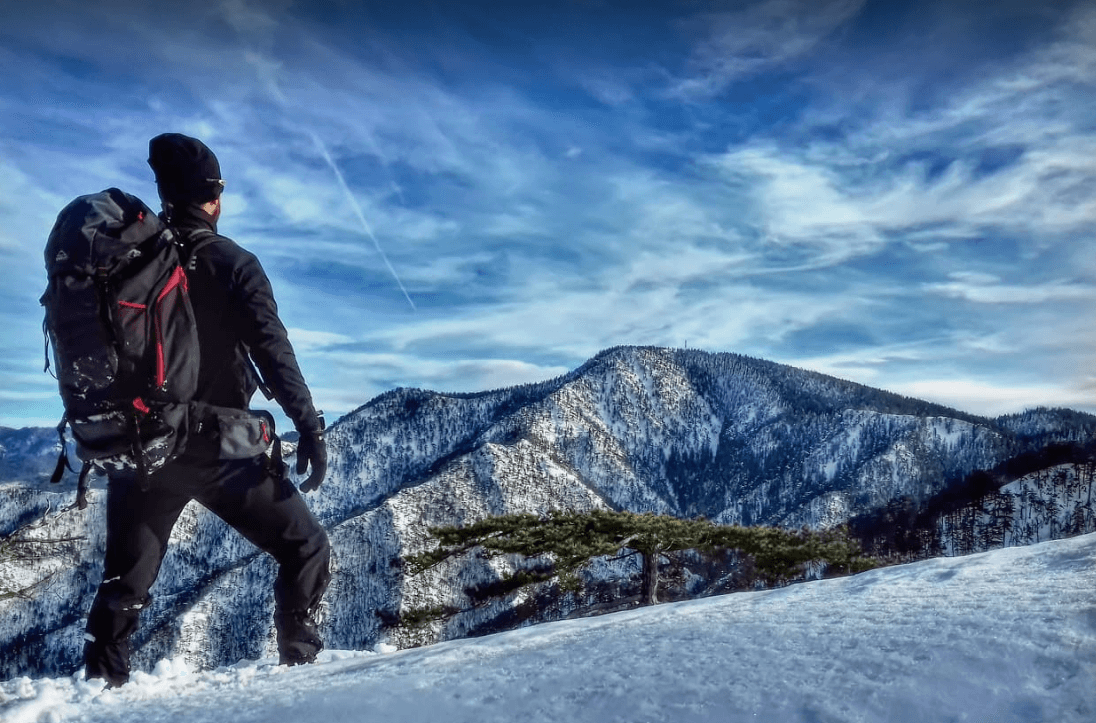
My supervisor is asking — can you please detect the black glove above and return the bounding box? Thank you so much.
[296,430,327,493]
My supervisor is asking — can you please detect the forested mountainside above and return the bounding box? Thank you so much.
[2,346,1094,680]
[852,440,1096,559]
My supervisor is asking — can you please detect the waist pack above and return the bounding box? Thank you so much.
[193,404,281,461]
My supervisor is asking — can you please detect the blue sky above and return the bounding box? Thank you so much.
[2,0,1095,428]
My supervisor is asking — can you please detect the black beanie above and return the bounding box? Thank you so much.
[148,133,225,204]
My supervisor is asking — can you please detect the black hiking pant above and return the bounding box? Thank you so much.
[83,453,330,685]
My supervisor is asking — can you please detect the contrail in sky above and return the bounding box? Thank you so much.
[310,131,416,311]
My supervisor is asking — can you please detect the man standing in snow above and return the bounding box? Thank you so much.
[82,133,331,687]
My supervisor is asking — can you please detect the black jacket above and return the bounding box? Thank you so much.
[168,206,322,435]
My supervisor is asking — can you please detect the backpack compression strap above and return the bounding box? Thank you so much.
[76,461,92,510]
[49,415,75,485]
[48,416,91,510]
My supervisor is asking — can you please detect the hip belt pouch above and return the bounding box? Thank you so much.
[196,404,276,460]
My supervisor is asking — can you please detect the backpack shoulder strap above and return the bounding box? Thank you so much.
[177,227,221,268]
[184,227,219,246]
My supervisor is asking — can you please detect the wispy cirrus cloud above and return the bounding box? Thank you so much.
[926,273,1095,305]
[890,379,1090,419]
[671,0,868,98]
[1,0,1095,426]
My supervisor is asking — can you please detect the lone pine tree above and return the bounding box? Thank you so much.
[407,509,873,607]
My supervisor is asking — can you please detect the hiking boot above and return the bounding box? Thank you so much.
[275,609,323,666]
[83,634,130,688]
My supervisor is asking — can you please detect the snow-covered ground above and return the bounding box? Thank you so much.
[3,533,1094,723]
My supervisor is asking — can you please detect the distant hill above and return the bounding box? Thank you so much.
[0,426,64,487]
[2,346,1094,680]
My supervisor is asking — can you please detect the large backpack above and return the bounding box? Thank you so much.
[41,188,202,505]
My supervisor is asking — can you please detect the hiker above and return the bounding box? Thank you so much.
[82,133,331,687]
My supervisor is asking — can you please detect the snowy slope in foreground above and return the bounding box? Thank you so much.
[4,534,1094,723]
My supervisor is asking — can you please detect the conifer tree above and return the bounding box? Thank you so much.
[406,509,872,607]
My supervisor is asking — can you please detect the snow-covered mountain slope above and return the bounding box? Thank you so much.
[2,346,1094,680]
[3,532,1094,723]
[850,445,1096,561]
[0,426,68,538]
[951,462,1095,548]
[928,461,1095,557]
